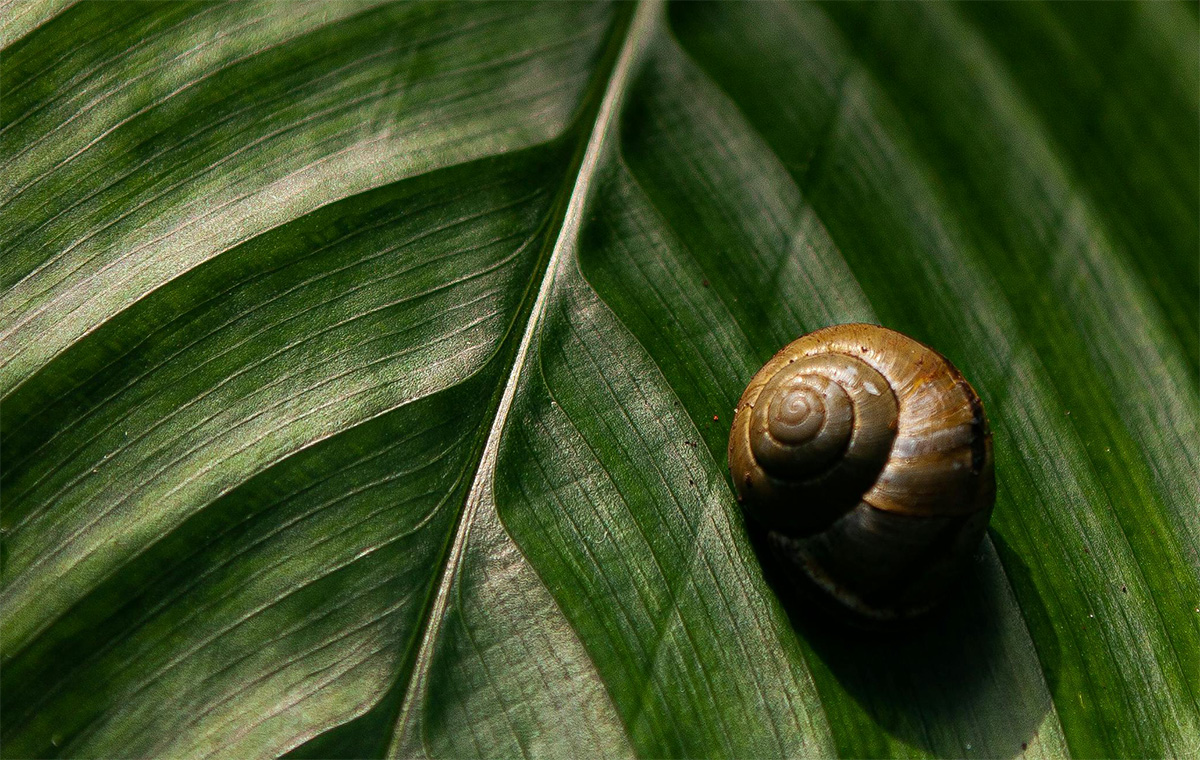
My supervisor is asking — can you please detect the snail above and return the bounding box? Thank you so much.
[728,323,994,621]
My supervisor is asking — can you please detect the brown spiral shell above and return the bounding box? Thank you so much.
[728,323,995,620]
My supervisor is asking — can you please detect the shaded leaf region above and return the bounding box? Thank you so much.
[2,1,1197,758]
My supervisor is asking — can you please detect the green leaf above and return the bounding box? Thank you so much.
[2,1,1196,758]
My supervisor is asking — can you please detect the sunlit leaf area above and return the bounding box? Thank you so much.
[1,1,1196,757]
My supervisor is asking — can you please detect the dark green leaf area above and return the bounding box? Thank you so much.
[671,1,1199,757]
[495,263,831,758]
[0,146,566,755]
[804,0,1200,581]
[955,1,1200,371]
[584,33,874,464]
[574,31,1062,760]
[3,0,1198,757]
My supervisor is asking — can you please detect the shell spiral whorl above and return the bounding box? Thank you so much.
[728,323,995,620]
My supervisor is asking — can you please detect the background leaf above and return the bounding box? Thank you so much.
[2,1,1196,758]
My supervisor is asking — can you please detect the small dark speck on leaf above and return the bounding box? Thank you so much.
[701,279,710,287]
[1021,743,1027,752]
[1121,585,1128,593]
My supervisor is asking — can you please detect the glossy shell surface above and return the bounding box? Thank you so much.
[728,323,995,620]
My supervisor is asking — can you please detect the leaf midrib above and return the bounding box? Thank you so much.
[375,2,659,754]
[1,2,644,750]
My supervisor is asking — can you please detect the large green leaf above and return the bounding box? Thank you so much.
[2,1,1196,758]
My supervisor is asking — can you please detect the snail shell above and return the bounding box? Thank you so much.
[728,323,994,620]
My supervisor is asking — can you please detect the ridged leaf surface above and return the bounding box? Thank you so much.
[2,2,1196,758]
